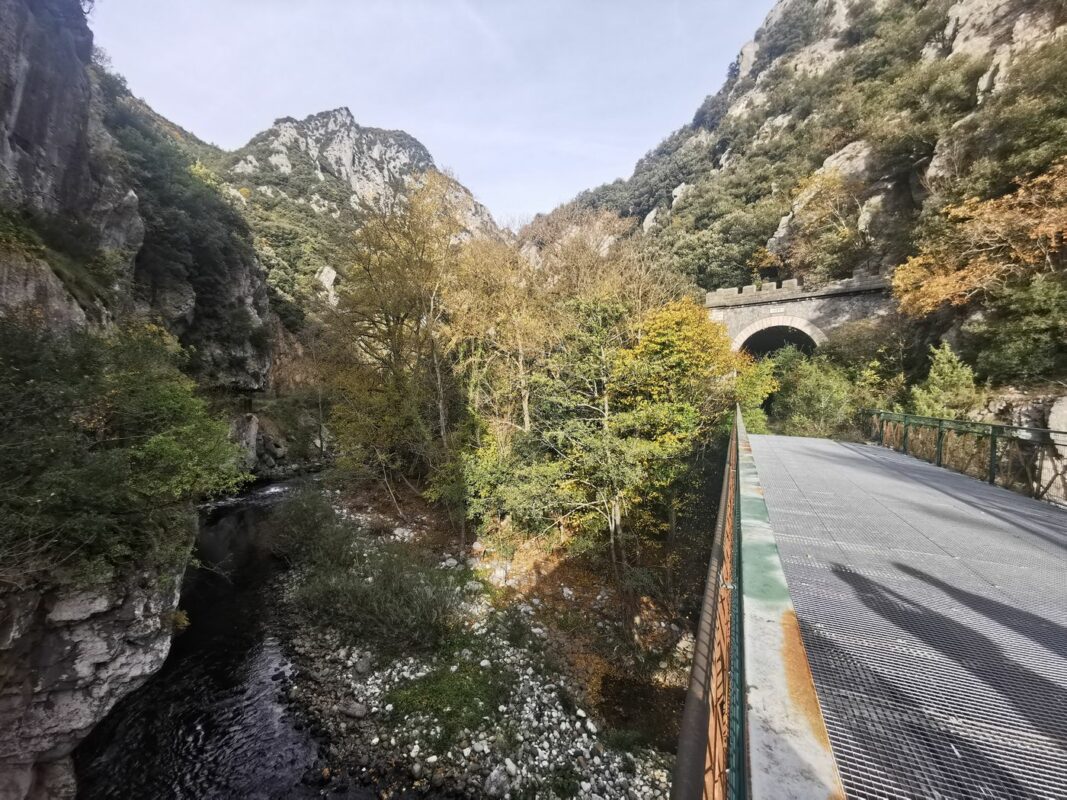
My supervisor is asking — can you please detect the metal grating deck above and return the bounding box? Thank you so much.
[748,435,1067,800]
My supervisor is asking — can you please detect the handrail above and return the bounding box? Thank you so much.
[672,408,843,800]
[672,413,741,800]
[868,410,1067,503]
[871,410,1067,442]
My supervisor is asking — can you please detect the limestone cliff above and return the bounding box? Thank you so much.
[228,106,497,234]
[0,572,182,800]
[0,0,140,329]
[0,0,93,216]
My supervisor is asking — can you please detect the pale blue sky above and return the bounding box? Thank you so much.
[89,0,774,224]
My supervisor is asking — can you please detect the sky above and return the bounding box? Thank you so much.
[89,0,775,225]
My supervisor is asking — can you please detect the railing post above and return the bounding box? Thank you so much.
[878,414,885,446]
[988,426,997,484]
[935,419,945,467]
[902,416,910,455]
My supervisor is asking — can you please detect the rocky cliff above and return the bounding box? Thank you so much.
[0,571,182,800]
[0,0,93,216]
[228,106,496,233]
[0,0,141,329]
[220,107,499,316]
[574,0,1067,291]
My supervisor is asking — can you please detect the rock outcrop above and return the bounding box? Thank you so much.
[0,0,94,217]
[226,107,499,238]
[0,571,182,800]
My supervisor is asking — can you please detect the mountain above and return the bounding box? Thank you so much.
[0,0,498,391]
[571,0,1067,294]
[214,107,500,330]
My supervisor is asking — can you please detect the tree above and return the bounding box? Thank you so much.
[893,160,1067,316]
[463,295,772,595]
[962,273,1067,383]
[613,299,771,593]
[909,343,981,419]
[445,237,557,437]
[0,320,245,586]
[325,173,462,500]
[769,346,858,437]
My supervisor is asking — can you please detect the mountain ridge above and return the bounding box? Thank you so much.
[568,0,1067,295]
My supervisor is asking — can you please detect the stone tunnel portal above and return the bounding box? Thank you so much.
[739,324,820,358]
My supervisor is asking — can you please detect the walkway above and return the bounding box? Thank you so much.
[748,435,1067,800]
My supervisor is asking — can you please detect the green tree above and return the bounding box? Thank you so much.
[0,320,246,586]
[769,346,858,437]
[909,343,981,419]
[962,274,1067,383]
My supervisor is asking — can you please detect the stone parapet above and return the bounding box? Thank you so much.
[706,270,889,308]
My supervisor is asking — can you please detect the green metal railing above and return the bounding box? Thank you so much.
[869,410,1067,503]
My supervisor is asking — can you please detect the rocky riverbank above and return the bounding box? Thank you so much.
[271,493,679,799]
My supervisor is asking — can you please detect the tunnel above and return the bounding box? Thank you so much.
[738,324,820,358]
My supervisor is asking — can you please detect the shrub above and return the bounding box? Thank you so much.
[270,489,467,654]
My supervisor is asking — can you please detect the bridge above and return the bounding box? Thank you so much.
[705,268,893,354]
[673,410,1067,800]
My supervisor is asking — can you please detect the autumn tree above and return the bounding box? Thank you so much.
[893,159,1067,316]
[613,299,772,593]
[325,173,462,500]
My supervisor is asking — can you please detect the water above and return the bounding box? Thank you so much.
[74,481,371,799]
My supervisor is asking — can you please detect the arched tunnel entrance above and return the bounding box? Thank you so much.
[732,318,828,415]
[740,325,819,358]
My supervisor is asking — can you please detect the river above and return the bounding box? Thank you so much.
[73,481,375,799]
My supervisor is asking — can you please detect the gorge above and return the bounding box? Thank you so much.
[2,0,1066,797]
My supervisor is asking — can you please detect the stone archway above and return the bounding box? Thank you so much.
[731,315,828,353]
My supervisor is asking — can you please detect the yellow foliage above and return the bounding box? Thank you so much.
[894,160,1067,315]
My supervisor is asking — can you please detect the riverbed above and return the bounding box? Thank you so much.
[74,482,373,799]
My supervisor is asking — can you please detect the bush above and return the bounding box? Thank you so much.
[270,489,467,654]
[0,320,246,586]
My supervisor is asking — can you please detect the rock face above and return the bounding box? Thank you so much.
[0,251,86,330]
[0,571,182,800]
[0,0,94,216]
[0,0,121,328]
[226,107,499,238]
